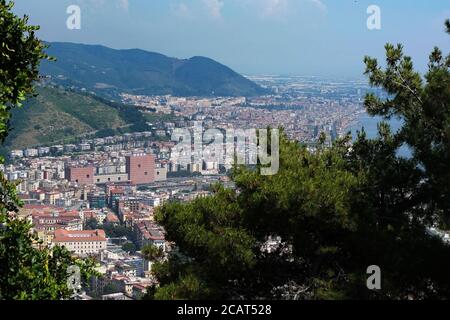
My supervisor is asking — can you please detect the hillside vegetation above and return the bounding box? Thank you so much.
[4,86,151,150]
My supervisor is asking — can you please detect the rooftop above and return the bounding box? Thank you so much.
[53,229,107,243]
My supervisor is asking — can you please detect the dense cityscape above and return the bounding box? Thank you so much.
[1,0,450,311]
[0,75,385,300]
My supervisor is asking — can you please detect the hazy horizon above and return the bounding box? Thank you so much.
[13,0,450,77]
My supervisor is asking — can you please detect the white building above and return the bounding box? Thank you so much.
[24,148,38,157]
[10,150,24,158]
[78,143,91,151]
[53,229,107,255]
[38,147,50,156]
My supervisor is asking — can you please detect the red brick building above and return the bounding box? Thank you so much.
[65,166,95,185]
[125,154,155,185]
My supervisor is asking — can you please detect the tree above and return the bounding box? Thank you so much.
[141,244,165,262]
[0,0,51,142]
[362,19,450,228]
[0,0,95,299]
[84,217,100,230]
[0,217,97,299]
[103,222,133,239]
[147,21,450,300]
[122,242,137,254]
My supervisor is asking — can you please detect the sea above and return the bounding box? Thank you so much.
[348,113,412,158]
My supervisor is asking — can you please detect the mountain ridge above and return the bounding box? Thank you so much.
[40,42,267,99]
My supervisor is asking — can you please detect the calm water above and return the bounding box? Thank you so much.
[349,114,412,158]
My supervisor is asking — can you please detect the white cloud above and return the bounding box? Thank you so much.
[308,0,327,13]
[116,0,129,11]
[171,2,191,18]
[78,0,105,7]
[261,0,289,18]
[203,0,224,20]
[169,0,326,21]
[256,0,327,18]
[78,0,129,11]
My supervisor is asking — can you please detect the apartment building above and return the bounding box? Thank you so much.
[53,229,107,255]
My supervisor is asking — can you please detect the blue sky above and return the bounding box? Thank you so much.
[13,0,450,77]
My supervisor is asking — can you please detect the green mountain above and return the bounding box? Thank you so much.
[40,42,267,98]
[3,86,153,150]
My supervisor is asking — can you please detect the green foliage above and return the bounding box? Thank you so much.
[102,222,133,239]
[84,217,100,231]
[42,87,125,130]
[94,128,116,138]
[3,86,126,150]
[0,1,96,300]
[0,0,51,144]
[147,22,450,300]
[153,273,211,300]
[141,244,164,262]
[87,93,150,131]
[1,85,181,152]
[122,242,137,254]
[0,177,97,299]
[143,111,177,125]
[363,26,450,228]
